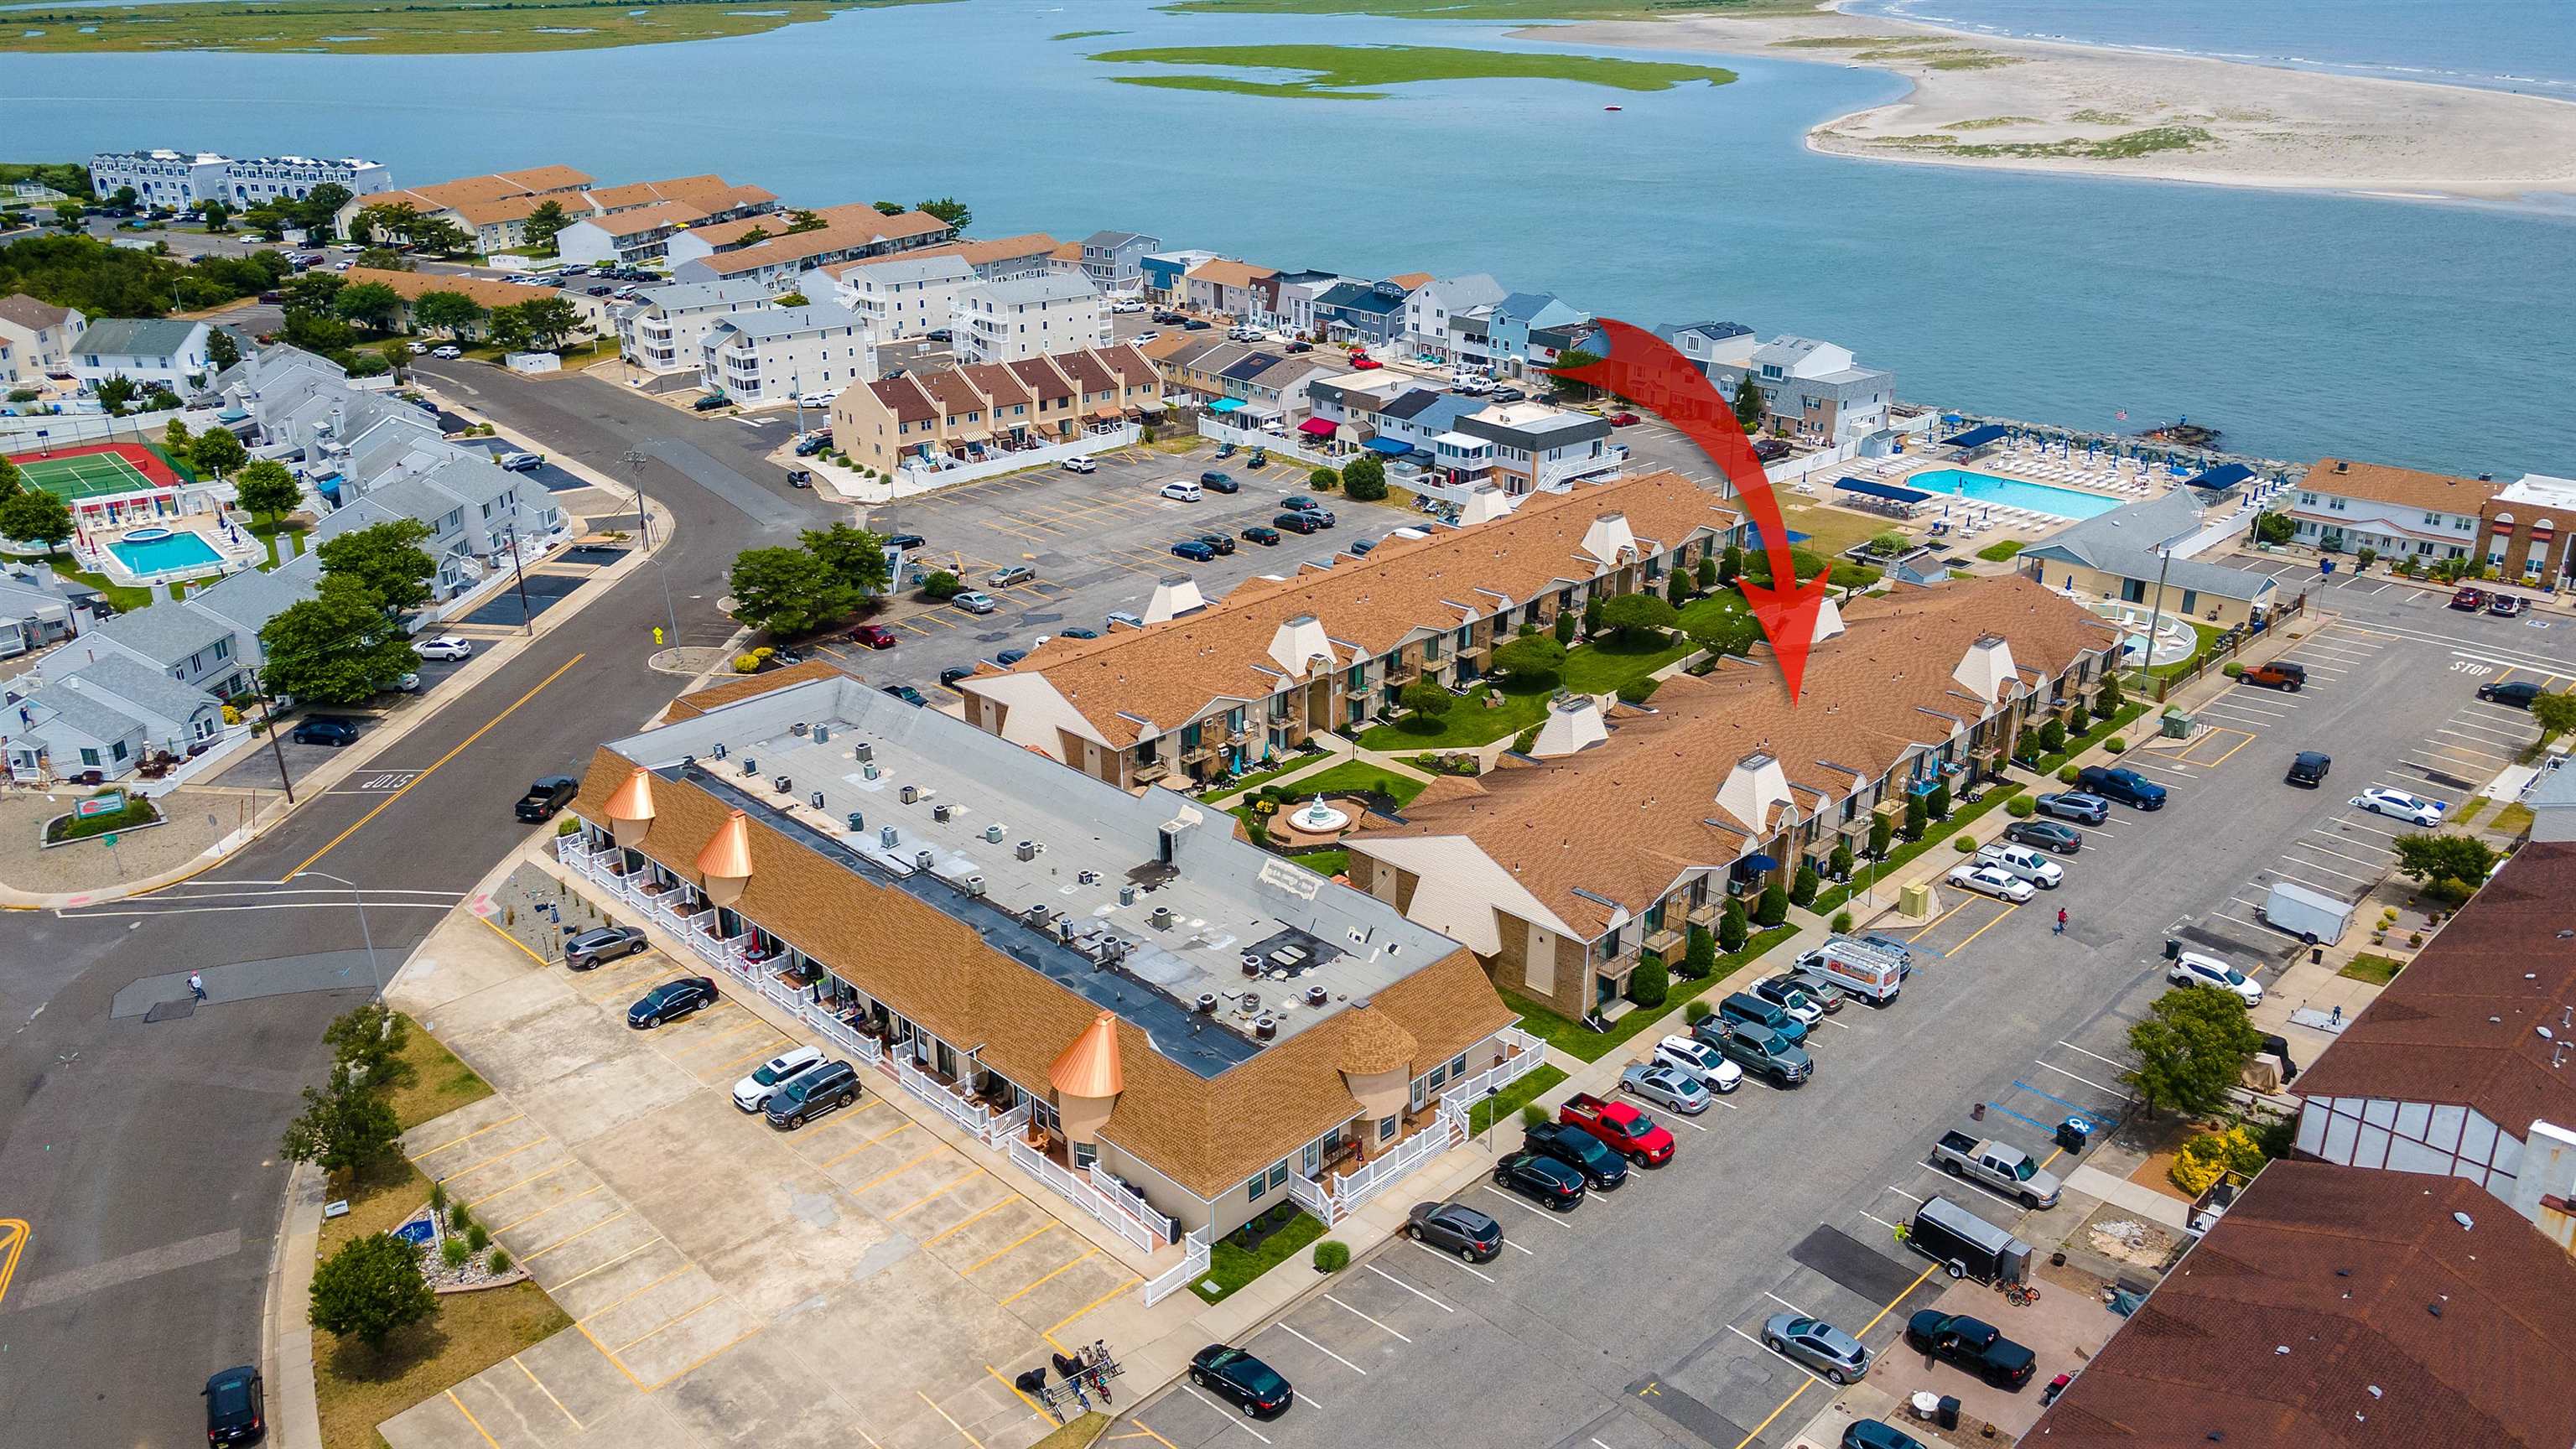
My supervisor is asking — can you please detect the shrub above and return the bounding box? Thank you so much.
[428,1181,448,1212]
[1831,910,1854,932]
[2035,719,2067,753]
[1903,799,1927,840]
[1681,924,1716,980]
[920,569,963,600]
[556,817,580,836]
[465,1223,491,1253]
[486,1246,512,1274]
[1717,901,1748,953]
[1626,953,1669,1010]
[442,1237,470,1270]
[1312,1240,1351,1272]
[2168,1124,2267,1196]
[1308,467,1337,491]
[1753,884,1789,927]
[1867,816,1893,859]
[2221,662,2244,679]
[731,652,761,673]
[309,1233,437,1351]
[1696,554,1718,589]
[1684,1000,1714,1026]
[2106,735,2127,754]
[1952,835,1977,853]
[1827,845,1853,880]
[1789,865,1819,907]
[2056,765,2081,785]
[1521,1104,1550,1128]
[446,1202,472,1232]
[2007,796,2035,818]
[2095,675,2124,720]
[1925,782,1951,820]
[1553,610,1576,646]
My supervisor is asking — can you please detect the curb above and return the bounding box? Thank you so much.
[262,1160,326,1449]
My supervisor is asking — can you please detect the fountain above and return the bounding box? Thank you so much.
[1291,792,1349,834]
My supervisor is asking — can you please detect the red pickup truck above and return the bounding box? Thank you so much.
[1559,1093,1675,1167]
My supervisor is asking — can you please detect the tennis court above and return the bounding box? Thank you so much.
[3,442,186,501]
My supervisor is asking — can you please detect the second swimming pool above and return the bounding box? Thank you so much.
[1906,469,2123,521]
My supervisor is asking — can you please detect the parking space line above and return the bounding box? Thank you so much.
[464,1157,571,1207]
[988,1363,1054,1420]
[853,1148,943,1194]
[2274,853,2373,883]
[887,1169,985,1219]
[963,1223,1058,1275]
[2056,1041,2127,1071]
[444,1389,504,1449]
[1324,1291,1413,1343]
[1761,1291,1808,1314]
[999,1246,1099,1306]
[1182,1385,1271,1441]
[1857,1208,1901,1234]
[1478,1185,1572,1226]
[915,1389,990,1449]
[523,1208,632,1262]
[1729,1325,1837,1390]
[1950,901,2020,953]
[411,1113,527,1159]
[709,1039,793,1074]
[1365,1262,1454,1311]
[2213,910,2269,932]
[436,1136,548,1183]
[1044,1275,1143,1345]
[923,1197,1021,1247]
[2266,864,2360,895]
[2200,731,2260,768]
[1273,1322,1368,1374]
[823,1119,916,1166]
[496,1183,601,1234]
[516,1353,584,1430]
[574,1264,688,1324]
[548,1235,662,1287]
[572,1320,648,1393]
[2032,1058,2126,1097]
[1410,1239,1498,1280]
[617,1295,723,1353]
[1883,1185,1925,1203]
[1907,897,1976,942]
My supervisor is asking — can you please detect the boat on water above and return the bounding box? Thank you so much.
[1603,105,1623,112]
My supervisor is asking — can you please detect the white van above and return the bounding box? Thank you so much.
[1973,842,2064,891]
[1158,480,1202,502]
[1791,935,1904,1006]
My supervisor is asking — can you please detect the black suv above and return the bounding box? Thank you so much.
[2075,764,2168,810]
[766,1059,860,1128]
[289,717,361,747]
[1522,1121,1629,1190]
[2286,750,2331,787]
[204,1364,266,1445]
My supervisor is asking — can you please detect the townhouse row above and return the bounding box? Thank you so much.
[828,344,1164,479]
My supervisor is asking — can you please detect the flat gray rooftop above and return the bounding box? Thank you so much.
[610,676,1459,1078]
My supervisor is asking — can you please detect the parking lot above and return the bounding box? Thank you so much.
[832,439,1425,697]
[1119,590,2576,1449]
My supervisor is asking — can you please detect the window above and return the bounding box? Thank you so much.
[1246,1172,1267,1202]
[1451,1053,1468,1078]
[1268,1161,1288,1192]
[1072,1141,1097,1170]
[1379,1114,1398,1142]
[79,747,100,766]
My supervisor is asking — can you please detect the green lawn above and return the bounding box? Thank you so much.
[43,792,161,844]
[1468,1064,1566,1135]
[1500,924,1798,1064]
[1976,538,2026,563]
[1192,1208,1327,1303]
[1092,43,1737,100]
[47,556,153,614]
[1204,749,1332,804]
[2339,953,2403,985]
[1356,627,1696,750]
[1275,761,1430,808]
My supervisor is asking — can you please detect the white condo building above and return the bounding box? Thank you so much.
[88,150,392,208]
[698,303,872,407]
[957,273,1108,365]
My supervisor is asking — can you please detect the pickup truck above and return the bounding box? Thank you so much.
[516,775,579,823]
[1903,1311,2037,1389]
[1930,1129,2062,1208]
[1559,1092,1675,1167]
[1692,1017,1814,1088]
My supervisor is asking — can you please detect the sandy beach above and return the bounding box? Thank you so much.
[1535,4,2576,204]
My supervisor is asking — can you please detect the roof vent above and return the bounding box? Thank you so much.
[932,802,953,823]
[862,762,880,781]
[914,849,935,870]
[855,741,873,762]
[879,825,898,849]
[712,742,730,760]
[741,756,759,776]
[1306,985,1328,1007]
[985,823,1005,844]
[791,722,808,736]
[900,784,918,804]
[1255,1016,1277,1041]
[1194,992,1218,1014]
[772,775,792,795]
[1149,905,1175,930]
[2453,1211,2475,1230]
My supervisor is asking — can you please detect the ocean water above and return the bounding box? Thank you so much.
[1846,0,2576,97]
[4,0,2568,478]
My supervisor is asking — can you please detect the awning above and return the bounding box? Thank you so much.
[1297,417,1337,437]
[1365,438,1413,456]
[2182,462,2255,490]
[1942,423,2009,449]
[1134,399,1166,413]
[1091,407,1121,421]
[1208,397,1245,413]
[1740,854,1780,873]
[1835,477,1934,505]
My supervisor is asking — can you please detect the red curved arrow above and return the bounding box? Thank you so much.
[1553,319,1831,703]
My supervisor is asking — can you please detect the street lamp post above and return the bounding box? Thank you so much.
[297,869,382,995]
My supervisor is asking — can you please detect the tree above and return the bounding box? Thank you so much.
[2096,672,2125,719]
[144,385,183,413]
[1682,924,1716,979]
[1626,953,1668,1010]
[2124,984,2263,1117]
[299,181,352,236]
[205,326,240,370]
[332,281,403,333]
[413,290,487,341]
[522,200,572,255]
[1490,633,1566,682]
[355,246,411,273]
[197,199,232,232]
[1924,781,1951,821]
[283,269,345,314]
[164,416,193,453]
[53,201,83,231]
[730,546,858,636]
[2036,718,2068,755]
[317,517,436,612]
[233,459,302,527]
[1581,594,1602,638]
[189,427,247,480]
[785,210,828,234]
[0,457,21,497]
[348,201,418,246]
[1719,543,1743,584]
[920,569,963,600]
[412,217,473,257]
[258,575,420,704]
[93,373,140,415]
[2392,833,2497,887]
[324,1001,408,1084]
[491,296,583,352]
[2529,689,2576,739]
[730,226,773,249]
[799,522,892,597]
[1547,346,1601,400]
[1717,901,1748,953]
[1598,592,1678,641]
[1867,814,1893,859]
[0,490,73,556]
[1731,371,1765,429]
[1790,865,1820,907]
[1696,553,1717,590]
[916,197,971,229]
[280,1062,402,1175]
[1307,467,1337,492]
[1686,608,1757,660]
[1664,571,1688,607]
[111,184,138,210]
[1828,844,1854,880]
[1753,883,1789,927]
[1902,797,1927,841]
[2251,511,2295,546]
[1340,454,1387,501]
[1552,610,1576,646]
[1399,678,1453,727]
[308,1232,437,1353]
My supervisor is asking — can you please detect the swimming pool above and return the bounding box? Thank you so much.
[107,527,223,577]
[1907,469,2124,521]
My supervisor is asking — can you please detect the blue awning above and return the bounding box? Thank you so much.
[1942,423,2009,449]
[1740,854,1780,874]
[1835,477,1935,505]
[1365,438,1413,456]
[1208,397,1245,413]
[2183,462,2255,490]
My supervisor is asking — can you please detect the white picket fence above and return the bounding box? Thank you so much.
[1007,1139,1159,1253]
[1289,1027,1550,1226]
[1143,1225,1213,1307]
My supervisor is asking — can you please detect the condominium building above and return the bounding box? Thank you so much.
[666,205,954,288]
[0,294,86,378]
[1182,259,1277,321]
[333,165,594,244]
[554,670,1534,1239]
[1078,230,1162,293]
[89,149,392,208]
[1702,335,1895,444]
[2284,456,2497,563]
[617,278,779,377]
[698,303,870,406]
[574,174,776,224]
[2482,473,2576,587]
[338,268,615,342]
[957,273,1109,364]
[954,471,1744,791]
[552,202,709,267]
[70,318,214,392]
[816,252,976,341]
[1343,576,2116,1016]
[828,344,1161,478]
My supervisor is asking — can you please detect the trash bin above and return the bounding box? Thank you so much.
[2056,1117,2092,1153]
[2163,937,2182,962]
[1937,1396,1961,1431]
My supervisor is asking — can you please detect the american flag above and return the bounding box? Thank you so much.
[2114,409,2129,421]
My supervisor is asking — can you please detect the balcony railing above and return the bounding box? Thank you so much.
[1643,926,1685,957]
[1686,901,1724,928]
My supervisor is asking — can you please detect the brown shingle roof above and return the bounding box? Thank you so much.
[0,293,78,330]
[2307,457,2502,514]
[341,267,548,313]
[449,193,551,227]
[351,165,591,216]
[1187,258,1275,290]
[919,369,987,421]
[662,659,845,721]
[967,472,1740,748]
[581,174,776,215]
[1005,356,1075,402]
[816,231,1062,281]
[580,200,707,238]
[2030,1160,2576,1449]
[569,750,1509,1197]
[2290,841,2576,1135]
[1336,1003,1418,1075]
[958,362,1031,409]
[1055,350,1118,395]
[865,376,937,425]
[695,210,953,275]
[1095,344,1158,388]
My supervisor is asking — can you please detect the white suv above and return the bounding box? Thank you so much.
[733,1046,825,1112]
[1652,1034,1743,1093]
[417,636,472,662]
[2169,952,2263,1005]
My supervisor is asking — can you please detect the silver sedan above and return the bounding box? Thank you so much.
[1762,1313,1873,1385]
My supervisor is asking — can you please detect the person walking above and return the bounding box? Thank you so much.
[188,971,207,1002]
[2054,907,2068,936]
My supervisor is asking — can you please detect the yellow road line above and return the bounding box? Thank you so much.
[516,1354,584,1431]
[410,1112,526,1159]
[579,1265,693,1323]
[2202,729,2260,769]
[998,1245,1098,1306]
[465,1157,571,1208]
[574,1319,647,1392]
[288,652,586,878]
[476,912,551,967]
[1043,1275,1142,1343]
[963,1223,1057,1275]
[445,1389,503,1449]
[923,1196,1021,1247]
[522,1208,631,1261]
[1732,1262,1942,1449]
[0,1220,29,1311]
[916,1389,988,1449]
[988,1363,1050,1419]
[852,1147,944,1194]
[544,1236,662,1290]
[1950,902,2020,954]
[1113,1426,1181,1448]
[1908,896,1976,942]
[886,1169,985,1220]
[645,1324,766,1393]
[672,1015,767,1055]
[616,1294,721,1352]
[495,1182,601,1234]
[708,1038,793,1074]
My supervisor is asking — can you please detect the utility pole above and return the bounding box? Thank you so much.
[621,447,681,647]
[247,666,295,804]
[503,522,534,636]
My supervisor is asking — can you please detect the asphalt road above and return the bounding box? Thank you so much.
[0,366,795,1445]
[1120,571,2576,1449]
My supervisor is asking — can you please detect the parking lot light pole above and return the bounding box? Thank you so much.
[297,869,381,996]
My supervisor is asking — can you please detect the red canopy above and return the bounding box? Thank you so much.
[1296,417,1337,437]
